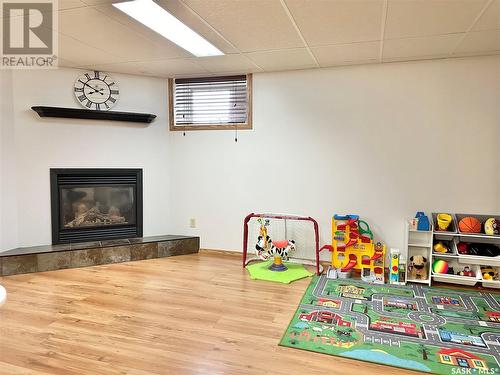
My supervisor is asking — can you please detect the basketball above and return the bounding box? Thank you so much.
[458,216,481,233]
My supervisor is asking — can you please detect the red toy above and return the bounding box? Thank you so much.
[457,242,469,254]
[457,266,474,277]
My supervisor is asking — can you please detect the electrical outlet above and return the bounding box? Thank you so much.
[189,218,196,228]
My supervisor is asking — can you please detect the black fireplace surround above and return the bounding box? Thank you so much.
[51,168,143,244]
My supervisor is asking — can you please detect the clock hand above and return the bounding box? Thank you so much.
[78,80,95,91]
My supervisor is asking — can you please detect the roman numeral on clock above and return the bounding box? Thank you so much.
[94,71,100,79]
[78,94,86,102]
[109,97,116,103]
[96,103,101,110]
[74,87,84,92]
[110,89,119,95]
[86,100,92,108]
[84,73,91,80]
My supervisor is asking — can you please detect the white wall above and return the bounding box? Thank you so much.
[1,68,170,249]
[169,56,500,256]
[1,56,498,252]
[1,70,19,250]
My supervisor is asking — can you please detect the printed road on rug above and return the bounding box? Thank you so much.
[280,275,500,374]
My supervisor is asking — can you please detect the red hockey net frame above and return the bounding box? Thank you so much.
[242,213,321,275]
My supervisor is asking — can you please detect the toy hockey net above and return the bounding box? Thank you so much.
[242,213,321,275]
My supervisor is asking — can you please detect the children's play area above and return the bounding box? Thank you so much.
[244,212,500,375]
[1,5,498,372]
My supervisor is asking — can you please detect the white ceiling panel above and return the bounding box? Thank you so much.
[245,48,316,71]
[27,0,499,77]
[58,33,122,66]
[92,5,193,59]
[285,0,384,46]
[194,54,261,73]
[454,29,500,53]
[472,0,500,31]
[59,0,88,10]
[385,0,488,39]
[135,58,209,77]
[311,41,380,67]
[157,0,238,54]
[59,7,187,61]
[181,0,304,52]
[383,34,464,60]
[78,61,158,76]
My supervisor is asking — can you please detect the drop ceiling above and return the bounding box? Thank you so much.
[40,0,500,77]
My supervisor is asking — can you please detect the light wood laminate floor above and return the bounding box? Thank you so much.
[0,250,421,375]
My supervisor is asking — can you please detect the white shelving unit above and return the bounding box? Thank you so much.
[430,213,500,288]
[404,221,433,285]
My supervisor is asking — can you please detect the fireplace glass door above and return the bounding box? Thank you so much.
[60,185,136,229]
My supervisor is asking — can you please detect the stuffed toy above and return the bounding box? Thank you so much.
[409,255,428,280]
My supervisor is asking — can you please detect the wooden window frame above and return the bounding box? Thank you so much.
[168,73,252,131]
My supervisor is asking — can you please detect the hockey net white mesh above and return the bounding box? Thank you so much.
[245,216,317,264]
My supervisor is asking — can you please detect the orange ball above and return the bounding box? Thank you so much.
[459,217,481,233]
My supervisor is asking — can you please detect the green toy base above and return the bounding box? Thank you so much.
[246,260,313,284]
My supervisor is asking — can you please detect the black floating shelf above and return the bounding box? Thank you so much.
[32,106,156,124]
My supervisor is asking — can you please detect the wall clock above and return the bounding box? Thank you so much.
[74,71,119,111]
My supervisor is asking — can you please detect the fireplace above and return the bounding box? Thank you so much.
[50,168,143,244]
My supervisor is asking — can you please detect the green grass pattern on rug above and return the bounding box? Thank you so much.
[246,260,313,284]
[280,275,500,374]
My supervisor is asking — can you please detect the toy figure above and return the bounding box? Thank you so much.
[457,242,469,254]
[481,266,498,280]
[457,266,474,277]
[409,255,428,280]
[255,218,296,271]
[484,218,500,235]
[433,242,450,253]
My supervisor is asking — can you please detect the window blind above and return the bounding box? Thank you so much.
[173,75,248,126]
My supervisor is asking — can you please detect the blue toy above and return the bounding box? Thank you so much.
[415,212,430,231]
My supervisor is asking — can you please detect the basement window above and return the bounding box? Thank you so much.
[169,74,252,131]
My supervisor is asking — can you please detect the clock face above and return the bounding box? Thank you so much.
[74,71,119,111]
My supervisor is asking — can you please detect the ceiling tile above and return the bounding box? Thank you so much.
[57,57,81,67]
[156,0,238,54]
[59,7,188,61]
[134,59,210,77]
[59,0,88,10]
[79,0,116,5]
[92,5,192,59]
[181,0,303,52]
[311,41,380,67]
[383,34,463,60]
[472,0,500,31]
[58,33,122,66]
[194,54,260,73]
[79,61,157,76]
[385,0,488,39]
[245,48,316,71]
[285,0,384,46]
[454,29,500,54]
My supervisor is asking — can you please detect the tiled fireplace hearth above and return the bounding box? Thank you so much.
[0,235,199,276]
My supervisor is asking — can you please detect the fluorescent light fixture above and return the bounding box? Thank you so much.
[112,0,223,57]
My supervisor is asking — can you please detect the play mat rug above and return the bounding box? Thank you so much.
[280,275,500,374]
